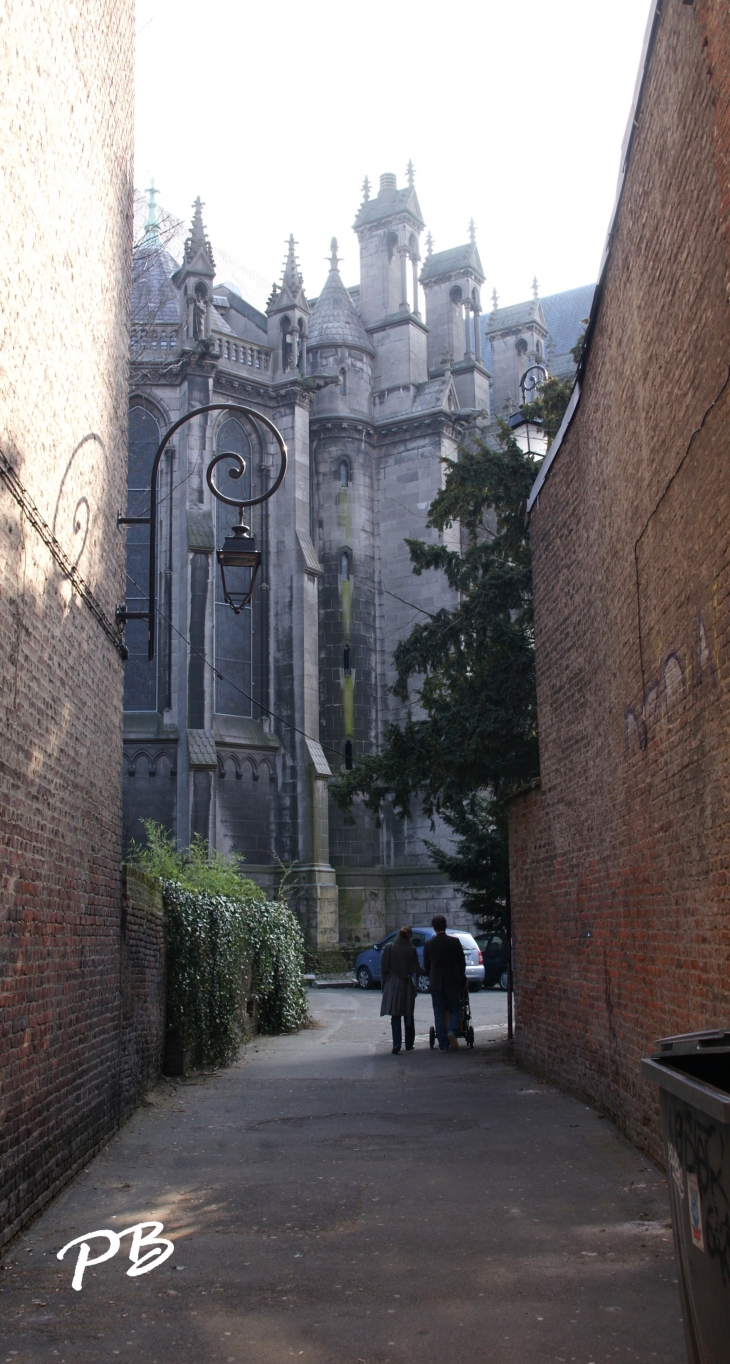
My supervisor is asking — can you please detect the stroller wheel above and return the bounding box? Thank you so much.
[467,1026,475,1048]
[429,1026,436,1050]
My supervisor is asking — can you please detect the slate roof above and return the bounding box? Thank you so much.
[487,298,545,333]
[307,264,375,354]
[411,374,456,413]
[420,242,484,284]
[131,241,180,326]
[353,183,424,231]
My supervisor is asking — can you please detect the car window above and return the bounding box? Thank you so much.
[488,935,505,954]
[375,932,397,949]
[451,932,477,950]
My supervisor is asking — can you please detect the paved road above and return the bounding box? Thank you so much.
[1,987,685,1363]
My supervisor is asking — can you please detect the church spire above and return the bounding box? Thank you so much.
[426,231,433,258]
[406,159,415,188]
[468,217,476,244]
[491,286,499,312]
[328,237,340,272]
[361,175,370,203]
[281,233,303,292]
[532,275,539,301]
[183,197,215,271]
[143,178,160,240]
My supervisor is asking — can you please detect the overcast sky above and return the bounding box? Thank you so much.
[134,0,651,313]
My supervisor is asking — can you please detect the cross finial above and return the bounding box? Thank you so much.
[426,230,433,257]
[532,275,539,301]
[328,237,340,271]
[468,217,476,244]
[144,178,160,238]
[491,286,499,312]
[406,159,415,188]
[442,350,453,375]
[362,175,370,202]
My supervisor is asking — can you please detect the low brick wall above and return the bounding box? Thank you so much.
[120,867,166,1114]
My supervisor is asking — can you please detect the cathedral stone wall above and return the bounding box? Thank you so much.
[507,0,730,1162]
[0,0,133,1243]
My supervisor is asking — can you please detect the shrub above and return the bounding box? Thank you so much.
[128,824,308,1066]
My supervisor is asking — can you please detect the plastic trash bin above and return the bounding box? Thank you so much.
[641,1030,730,1364]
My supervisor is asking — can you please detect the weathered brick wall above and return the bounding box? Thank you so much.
[120,869,166,1114]
[508,0,730,1161]
[0,1,134,1245]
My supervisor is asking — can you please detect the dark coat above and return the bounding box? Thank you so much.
[423,932,466,993]
[380,938,419,1019]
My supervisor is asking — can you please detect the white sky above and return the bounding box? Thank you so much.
[135,0,650,313]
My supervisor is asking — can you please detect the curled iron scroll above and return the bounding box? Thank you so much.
[204,406,287,509]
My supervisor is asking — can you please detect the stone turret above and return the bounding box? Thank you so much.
[352,169,428,404]
[266,234,309,378]
[420,226,490,411]
[172,197,216,344]
[308,238,374,419]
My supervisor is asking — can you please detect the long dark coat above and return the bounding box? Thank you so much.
[380,938,419,1019]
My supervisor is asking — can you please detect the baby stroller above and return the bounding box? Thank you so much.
[429,984,475,1049]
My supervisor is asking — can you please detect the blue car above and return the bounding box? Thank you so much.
[354,927,485,993]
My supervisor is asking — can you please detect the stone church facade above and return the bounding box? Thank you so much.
[123,172,588,948]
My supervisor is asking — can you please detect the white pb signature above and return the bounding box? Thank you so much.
[57,1222,174,1290]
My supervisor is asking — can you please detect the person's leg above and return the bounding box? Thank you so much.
[431,992,450,1050]
[404,1008,415,1051]
[391,1016,402,1051]
[446,987,462,1047]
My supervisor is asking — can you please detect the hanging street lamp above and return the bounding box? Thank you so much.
[116,403,287,658]
[508,363,549,458]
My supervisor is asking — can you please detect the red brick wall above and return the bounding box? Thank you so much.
[0,2,135,1246]
[120,869,166,1115]
[508,0,730,1160]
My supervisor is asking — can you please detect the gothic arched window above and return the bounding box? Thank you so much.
[214,417,253,718]
[339,459,349,488]
[124,405,161,712]
[340,549,351,580]
[280,316,292,372]
[339,367,347,395]
[343,646,351,674]
[344,740,353,771]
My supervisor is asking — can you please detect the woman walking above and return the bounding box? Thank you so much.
[380,926,420,1053]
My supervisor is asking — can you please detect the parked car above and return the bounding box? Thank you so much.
[354,927,485,992]
[474,932,509,990]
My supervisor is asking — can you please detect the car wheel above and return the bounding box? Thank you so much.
[499,969,509,991]
[417,974,430,993]
[357,966,373,990]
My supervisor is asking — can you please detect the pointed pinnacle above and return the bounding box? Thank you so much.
[491,286,499,311]
[532,275,539,301]
[468,217,476,244]
[406,159,415,188]
[426,231,433,257]
[144,178,160,238]
[328,237,340,271]
[362,175,370,202]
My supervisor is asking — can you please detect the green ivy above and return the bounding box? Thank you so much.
[128,823,308,1066]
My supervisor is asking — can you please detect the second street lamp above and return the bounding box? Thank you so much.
[117,403,287,657]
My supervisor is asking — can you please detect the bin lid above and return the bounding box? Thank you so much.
[651,1028,730,1057]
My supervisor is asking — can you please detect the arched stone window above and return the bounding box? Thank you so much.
[339,367,347,395]
[340,549,351,580]
[214,417,253,718]
[344,740,353,771]
[386,231,399,263]
[449,285,463,305]
[339,459,349,488]
[343,645,351,674]
[124,405,161,712]
[280,316,292,372]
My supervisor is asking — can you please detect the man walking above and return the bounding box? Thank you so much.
[423,915,466,1050]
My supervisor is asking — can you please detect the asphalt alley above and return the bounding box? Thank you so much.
[0,987,685,1363]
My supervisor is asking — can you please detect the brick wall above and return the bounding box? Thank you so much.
[508,0,730,1161]
[120,869,166,1115]
[0,1,134,1245]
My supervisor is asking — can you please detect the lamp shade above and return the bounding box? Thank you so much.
[217,524,261,613]
[507,411,549,458]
